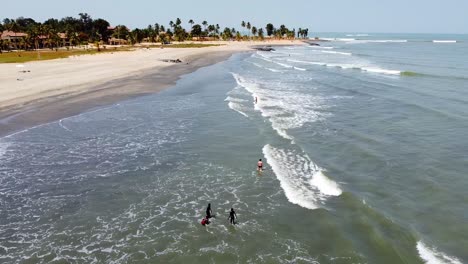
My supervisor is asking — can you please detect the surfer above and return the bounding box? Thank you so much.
[257,159,263,171]
[255,97,258,104]
[228,208,237,225]
[206,203,213,218]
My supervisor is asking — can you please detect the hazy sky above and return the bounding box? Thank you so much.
[1,0,467,34]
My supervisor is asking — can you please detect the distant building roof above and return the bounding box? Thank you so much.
[1,30,28,38]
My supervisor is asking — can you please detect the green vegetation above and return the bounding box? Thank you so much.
[0,15,310,62]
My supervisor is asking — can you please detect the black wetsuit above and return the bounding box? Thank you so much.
[206,206,212,218]
[229,210,236,224]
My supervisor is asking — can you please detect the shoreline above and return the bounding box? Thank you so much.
[0,40,304,137]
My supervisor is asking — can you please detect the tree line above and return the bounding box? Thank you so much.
[0,14,310,51]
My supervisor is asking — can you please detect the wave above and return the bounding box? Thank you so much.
[294,66,307,71]
[230,72,330,140]
[306,46,334,49]
[346,34,370,37]
[433,40,457,43]
[263,144,342,210]
[248,61,284,73]
[0,141,10,158]
[323,38,407,43]
[416,241,462,264]
[321,50,352,56]
[400,71,425,77]
[227,102,249,117]
[270,60,306,72]
[362,39,407,43]
[321,37,356,41]
[273,61,294,68]
[287,59,401,75]
[59,119,72,132]
[361,67,401,75]
[224,96,248,103]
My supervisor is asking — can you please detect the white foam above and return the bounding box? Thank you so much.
[433,40,457,43]
[248,61,284,73]
[310,171,342,196]
[361,67,401,75]
[361,39,407,43]
[273,61,294,69]
[263,144,342,210]
[0,141,10,158]
[346,39,407,44]
[417,241,462,264]
[294,66,307,71]
[227,102,249,117]
[224,96,248,103]
[59,119,72,132]
[322,38,356,42]
[346,34,370,37]
[230,72,330,140]
[306,46,334,49]
[321,50,352,56]
[287,59,401,75]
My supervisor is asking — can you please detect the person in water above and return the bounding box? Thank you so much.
[201,216,210,226]
[257,159,263,171]
[228,208,237,225]
[206,203,212,218]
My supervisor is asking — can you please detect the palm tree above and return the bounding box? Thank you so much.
[169,21,174,31]
[236,31,242,41]
[215,24,220,39]
[201,21,208,39]
[188,19,194,26]
[266,23,274,37]
[207,25,215,38]
[251,26,257,39]
[246,22,251,39]
[191,24,202,40]
[258,28,264,40]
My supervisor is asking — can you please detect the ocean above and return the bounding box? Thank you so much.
[1,33,467,263]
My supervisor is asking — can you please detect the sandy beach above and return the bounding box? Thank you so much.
[0,40,304,136]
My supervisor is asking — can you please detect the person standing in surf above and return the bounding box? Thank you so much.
[228,208,237,225]
[206,203,213,218]
[257,159,263,172]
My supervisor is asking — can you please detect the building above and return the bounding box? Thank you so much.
[1,30,27,50]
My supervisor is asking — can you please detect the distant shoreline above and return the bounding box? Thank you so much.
[0,40,305,137]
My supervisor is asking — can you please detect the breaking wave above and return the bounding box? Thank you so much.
[417,241,463,264]
[263,144,342,210]
[287,59,402,75]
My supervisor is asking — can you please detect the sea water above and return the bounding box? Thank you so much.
[1,33,467,263]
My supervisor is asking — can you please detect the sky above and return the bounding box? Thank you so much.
[1,0,467,34]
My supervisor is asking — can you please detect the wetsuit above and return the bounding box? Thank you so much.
[206,205,212,218]
[229,210,237,224]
